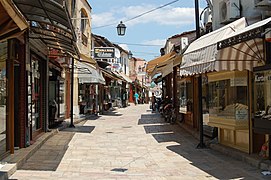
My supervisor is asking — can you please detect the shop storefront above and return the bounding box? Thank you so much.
[77,61,105,114]
[252,66,271,157]
[0,41,7,157]
[48,60,64,127]
[180,17,264,153]
[207,71,249,152]
[26,54,47,141]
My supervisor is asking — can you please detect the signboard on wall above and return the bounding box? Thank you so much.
[94,47,115,59]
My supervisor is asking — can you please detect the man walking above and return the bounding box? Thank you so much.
[134,92,139,105]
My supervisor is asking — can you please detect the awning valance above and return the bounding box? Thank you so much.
[146,51,177,75]
[76,61,105,85]
[14,0,78,56]
[180,17,252,76]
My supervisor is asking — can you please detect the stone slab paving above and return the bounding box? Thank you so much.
[10,104,269,179]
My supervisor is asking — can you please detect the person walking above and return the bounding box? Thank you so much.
[151,92,156,112]
[134,92,139,105]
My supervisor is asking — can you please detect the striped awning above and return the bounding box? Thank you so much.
[76,61,105,84]
[149,53,181,78]
[180,17,262,76]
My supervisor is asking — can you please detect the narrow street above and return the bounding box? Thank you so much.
[10,104,266,180]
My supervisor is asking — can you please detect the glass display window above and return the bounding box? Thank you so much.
[178,78,193,113]
[207,71,248,126]
[254,70,271,119]
[0,41,7,157]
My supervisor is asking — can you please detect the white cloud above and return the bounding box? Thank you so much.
[92,12,116,27]
[92,4,197,28]
[142,39,165,46]
[122,5,196,27]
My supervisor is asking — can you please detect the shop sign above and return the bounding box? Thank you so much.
[230,77,247,86]
[94,47,115,59]
[235,109,248,120]
[255,73,271,83]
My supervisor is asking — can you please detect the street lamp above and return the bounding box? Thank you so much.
[128,50,133,59]
[117,21,126,36]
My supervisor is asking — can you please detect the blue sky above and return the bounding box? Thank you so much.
[89,0,207,61]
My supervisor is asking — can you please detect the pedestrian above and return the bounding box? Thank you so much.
[151,92,156,112]
[134,92,139,105]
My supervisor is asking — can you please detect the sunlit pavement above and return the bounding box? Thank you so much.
[10,104,267,179]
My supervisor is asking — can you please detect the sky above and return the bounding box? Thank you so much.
[89,0,207,61]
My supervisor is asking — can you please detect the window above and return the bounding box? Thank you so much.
[71,0,76,17]
[208,72,248,121]
[179,79,193,113]
[80,9,88,33]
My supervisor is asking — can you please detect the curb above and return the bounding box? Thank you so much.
[0,116,88,180]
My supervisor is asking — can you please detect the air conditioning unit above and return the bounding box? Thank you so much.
[180,37,188,50]
[219,0,240,24]
[203,8,212,26]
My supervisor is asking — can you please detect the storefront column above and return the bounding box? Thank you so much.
[70,57,75,127]
[7,39,15,154]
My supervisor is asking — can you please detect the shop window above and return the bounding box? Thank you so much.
[179,79,193,113]
[207,71,248,129]
[254,70,271,133]
[0,41,7,157]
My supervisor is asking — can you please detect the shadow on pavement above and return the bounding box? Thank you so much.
[102,111,123,116]
[62,125,95,133]
[139,113,264,180]
[138,114,165,125]
[20,132,75,171]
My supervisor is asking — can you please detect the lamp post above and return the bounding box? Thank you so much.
[195,0,205,148]
[117,21,126,36]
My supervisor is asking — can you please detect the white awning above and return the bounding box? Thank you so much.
[76,61,105,85]
[180,17,249,76]
[119,72,133,83]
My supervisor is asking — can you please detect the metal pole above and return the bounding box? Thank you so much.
[69,57,75,128]
[195,0,206,148]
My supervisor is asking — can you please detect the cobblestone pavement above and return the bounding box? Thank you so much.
[10,104,269,180]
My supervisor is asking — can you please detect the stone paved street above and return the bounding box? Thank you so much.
[10,104,268,179]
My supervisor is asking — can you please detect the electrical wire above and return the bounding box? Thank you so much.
[113,42,163,47]
[92,0,180,29]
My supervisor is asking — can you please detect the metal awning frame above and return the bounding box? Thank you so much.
[14,0,79,57]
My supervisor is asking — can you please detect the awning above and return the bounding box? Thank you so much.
[13,0,78,56]
[101,69,122,81]
[80,53,96,65]
[146,51,177,75]
[76,61,105,84]
[216,17,271,67]
[0,0,28,42]
[118,72,133,83]
[180,17,249,76]
[150,53,182,78]
[96,60,110,69]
